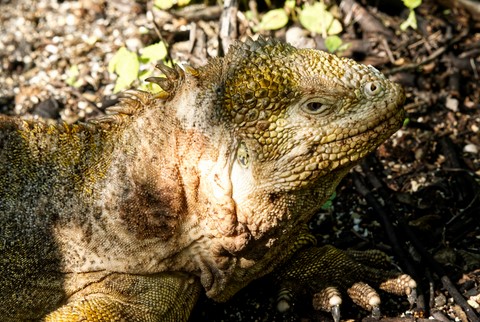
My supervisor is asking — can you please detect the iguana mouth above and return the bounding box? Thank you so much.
[331,107,405,168]
[313,106,405,167]
[353,107,405,140]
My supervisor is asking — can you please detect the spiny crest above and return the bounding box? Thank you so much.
[94,90,158,125]
[146,63,199,98]
[13,115,104,137]
[145,63,183,95]
[93,61,200,126]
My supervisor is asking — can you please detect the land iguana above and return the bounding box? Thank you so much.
[0,37,416,321]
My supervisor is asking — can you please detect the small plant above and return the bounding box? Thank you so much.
[298,1,342,38]
[252,1,347,53]
[255,8,290,31]
[321,192,336,210]
[154,0,191,10]
[108,41,168,93]
[65,64,82,88]
[324,35,349,53]
[108,47,140,93]
[400,0,421,31]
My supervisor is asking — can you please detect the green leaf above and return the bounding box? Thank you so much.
[337,42,351,53]
[321,192,336,210]
[65,64,82,88]
[400,9,418,31]
[327,18,343,35]
[258,8,289,31]
[299,2,333,36]
[140,42,168,63]
[108,47,139,93]
[402,0,421,9]
[154,0,175,10]
[324,35,343,53]
[285,0,296,10]
[177,0,190,6]
[245,10,254,21]
[139,69,164,94]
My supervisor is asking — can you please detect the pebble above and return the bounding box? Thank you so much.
[464,144,478,154]
[126,38,143,52]
[45,44,59,54]
[445,96,459,112]
[434,293,447,307]
[32,98,61,119]
[66,14,77,26]
[467,298,479,309]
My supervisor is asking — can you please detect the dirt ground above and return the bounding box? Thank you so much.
[0,0,479,321]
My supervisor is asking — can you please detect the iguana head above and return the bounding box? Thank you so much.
[195,37,405,233]
[148,37,405,300]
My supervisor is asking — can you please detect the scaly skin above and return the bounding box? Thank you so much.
[0,37,407,321]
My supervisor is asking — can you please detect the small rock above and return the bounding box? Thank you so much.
[434,247,457,266]
[286,26,316,49]
[463,143,478,154]
[0,95,15,112]
[66,13,78,26]
[467,298,479,309]
[45,44,59,54]
[125,37,142,52]
[445,96,459,112]
[434,293,447,307]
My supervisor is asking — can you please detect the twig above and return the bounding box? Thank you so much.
[218,0,238,56]
[386,28,469,75]
[398,217,480,322]
[146,2,174,65]
[356,156,479,321]
[352,170,424,289]
[363,317,443,322]
[340,0,394,37]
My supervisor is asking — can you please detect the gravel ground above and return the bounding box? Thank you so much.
[0,0,150,121]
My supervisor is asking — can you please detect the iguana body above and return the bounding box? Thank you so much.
[0,38,409,321]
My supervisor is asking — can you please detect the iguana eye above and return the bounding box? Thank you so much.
[302,101,330,116]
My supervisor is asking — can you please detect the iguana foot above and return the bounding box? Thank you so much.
[275,245,417,322]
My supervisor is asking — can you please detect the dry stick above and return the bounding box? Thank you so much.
[146,2,174,66]
[351,172,409,268]
[355,163,480,322]
[352,171,427,315]
[363,317,442,322]
[173,5,222,22]
[340,0,394,37]
[218,0,238,57]
[438,136,480,234]
[397,217,480,322]
[386,28,469,75]
[356,159,421,280]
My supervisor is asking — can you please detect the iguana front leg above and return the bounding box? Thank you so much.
[44,272,201,322]
[275,239,417,322]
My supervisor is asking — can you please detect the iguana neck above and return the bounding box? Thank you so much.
[107,65,243,241]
